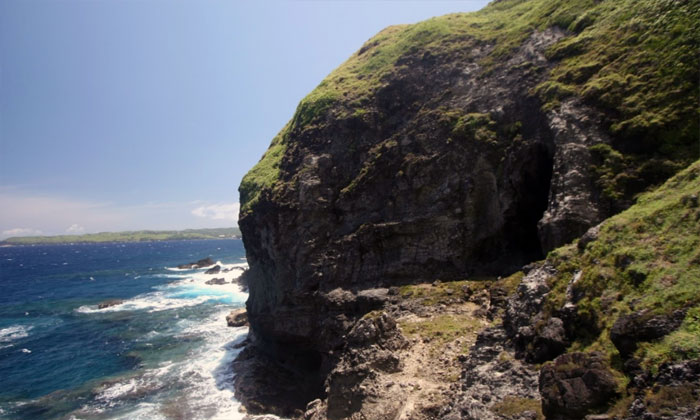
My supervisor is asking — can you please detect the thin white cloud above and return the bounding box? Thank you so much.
[66,224,85,234]
[1,227,43,237]
[0,193,122,238]
[191,203,240,221]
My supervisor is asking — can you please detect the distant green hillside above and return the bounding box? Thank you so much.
[1,227,241,245]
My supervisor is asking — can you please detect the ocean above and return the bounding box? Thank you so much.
[0,239,253,420]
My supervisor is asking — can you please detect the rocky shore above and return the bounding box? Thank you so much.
[234,238,700,419]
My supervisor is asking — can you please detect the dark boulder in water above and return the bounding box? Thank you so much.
[205,277,227,285]
[204,265,221,275]
[226,309,248,327]
[176,257,214,269]
[97,299,124,309]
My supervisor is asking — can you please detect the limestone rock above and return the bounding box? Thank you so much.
[539,352,618,420]
[622,360,700,420]
[440,326,541,420]
[227,309,248,327]
[610,309,686,357]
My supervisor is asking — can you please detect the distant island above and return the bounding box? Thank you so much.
[0,227,241,245]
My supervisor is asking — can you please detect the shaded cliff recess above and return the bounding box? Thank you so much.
[236,0,699,418]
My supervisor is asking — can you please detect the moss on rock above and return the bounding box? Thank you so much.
[239,0,699,216]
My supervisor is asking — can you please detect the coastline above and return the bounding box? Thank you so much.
[0,228,241,246]
[0,239,255,420]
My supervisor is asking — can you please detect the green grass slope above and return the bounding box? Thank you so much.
[239,0,699,214]
[545,159,700,374]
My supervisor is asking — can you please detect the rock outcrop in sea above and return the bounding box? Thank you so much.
[234,0,700,418]
[177,257,215,270]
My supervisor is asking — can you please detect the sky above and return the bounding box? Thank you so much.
[0,0,490,238]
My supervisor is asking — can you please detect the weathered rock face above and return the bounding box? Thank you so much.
[537,99,610,252]
[539,352,619,420]
[622,360,700,420]
[440,326,542,420]
[237,0,699,414]
[238,27,606,377]
[503,263,573,363]
[318,313,408,420]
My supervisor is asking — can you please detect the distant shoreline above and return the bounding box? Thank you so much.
[0,227,241,245]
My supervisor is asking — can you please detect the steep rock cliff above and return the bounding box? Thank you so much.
[237,0,699,414]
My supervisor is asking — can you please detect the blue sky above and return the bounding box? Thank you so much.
[0,0,490,238]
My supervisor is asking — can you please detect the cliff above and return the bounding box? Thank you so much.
[236,0,699,418]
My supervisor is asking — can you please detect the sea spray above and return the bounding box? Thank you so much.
[0,239,256,420]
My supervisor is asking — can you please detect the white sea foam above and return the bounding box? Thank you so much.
[0,325,31,346]
[95,378,140,403]
[108,403,167,420]
[165,261,247,272]
[95,362,175,405]
[153,273,191,279]
[76,263,247,315]
[164,266,191,272]
[86,308,266,420]
[69,262,271,419]
[76,292,239,314]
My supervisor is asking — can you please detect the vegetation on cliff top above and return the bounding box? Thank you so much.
[388,160,699,417]
[239,0,699,214]
[1,227,241,245]
[544,159,700,373]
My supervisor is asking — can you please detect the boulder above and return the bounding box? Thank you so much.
[539,352,618,420]
[205,277,227,285]
[503,264,568,362]
[577,223,602,252]
[227,308,249,327]
[322,313,408,420]
[622,359,700,420]
[610,309,686,357]
[528,317,569,363]
[205,265,221,275]
[232,346,320,418]
[97,299,124,309]
[176,257,214,269]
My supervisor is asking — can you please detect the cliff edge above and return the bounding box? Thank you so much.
[236,0,699,418]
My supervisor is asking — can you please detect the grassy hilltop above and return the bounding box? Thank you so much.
[241,0,699,214]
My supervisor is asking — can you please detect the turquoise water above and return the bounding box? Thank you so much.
[0,240,249,420]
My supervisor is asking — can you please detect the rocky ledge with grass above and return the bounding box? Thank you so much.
[233,0,699,418]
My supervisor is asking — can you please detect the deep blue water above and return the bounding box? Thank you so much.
[0,240,249,420]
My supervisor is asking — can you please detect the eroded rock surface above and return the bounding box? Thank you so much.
[539,352,618,420]
[227,309,249,327]
[238,27,594,403]
[234,1,699,417]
